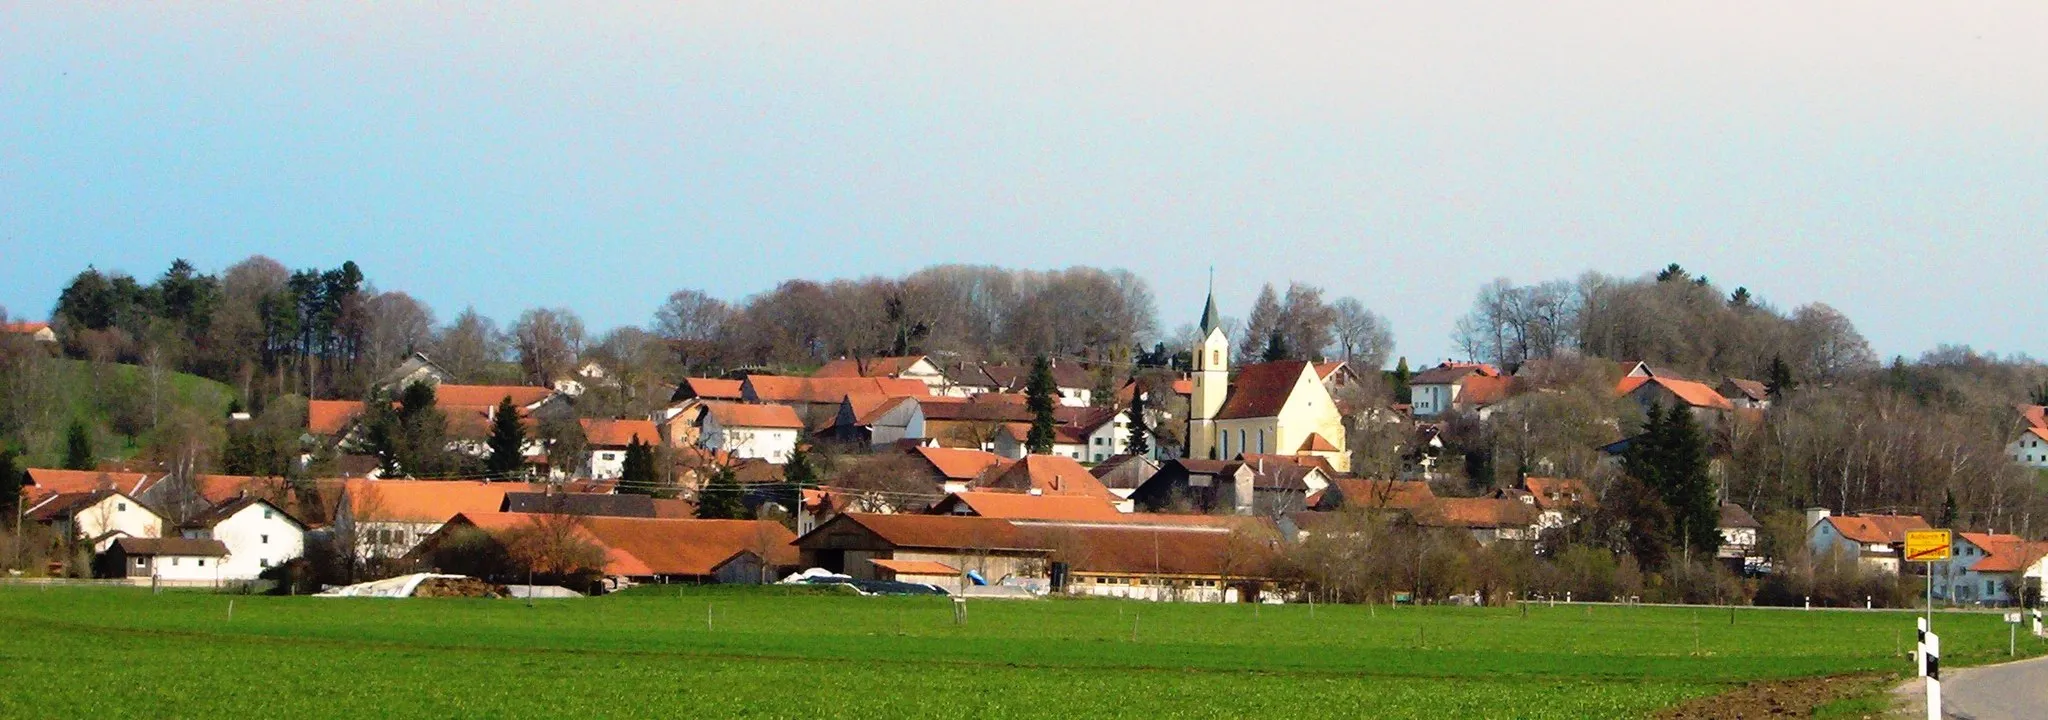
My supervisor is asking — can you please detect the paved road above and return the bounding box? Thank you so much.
[1895,653,2048,719]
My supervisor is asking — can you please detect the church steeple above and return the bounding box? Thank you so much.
[1188,271,1229,460]
[1198,267,1221,335]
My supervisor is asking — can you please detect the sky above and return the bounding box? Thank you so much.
[3,3,2044,366]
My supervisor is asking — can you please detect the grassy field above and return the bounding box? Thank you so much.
[0,585,2037,719]
[12,358,236,465]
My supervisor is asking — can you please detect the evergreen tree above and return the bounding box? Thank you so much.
[783,442,819,489]
[1391,356,1412,404]
[1261,331,1288,363]
[63,421,93,471]
[1765,356,1797,399]
[1090,365,1116,408]
[2032,382,2048,407]
[484,397,527,478]
[1125,387,1151,457]
[0,449,21,528]
[1658,404,1720,561]
[1940,487,1958,528]
[1729,287,1753,309]
[618,436,657,496]
[695,466,745,519]
[1025,355,1058,454]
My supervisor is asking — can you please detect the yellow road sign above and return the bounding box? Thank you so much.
[1905,529,1952,561]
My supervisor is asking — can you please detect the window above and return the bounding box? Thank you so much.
[260,559,270,568]
[1987,580,1997,595]
[263,509,273,520]
[1257,430,1266,453]
[135,558,146,568]
[261,534,270,545]
[117,502,128,511]
[172,558,180,566]
[197,559,205,567]
[1210,350,1220,366]
[1238,430,1247,455]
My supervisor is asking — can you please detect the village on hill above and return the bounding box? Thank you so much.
[3,260,2046,608]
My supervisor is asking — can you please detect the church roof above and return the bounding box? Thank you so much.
[1217,361,1313,420]
[1199,290,1222,335]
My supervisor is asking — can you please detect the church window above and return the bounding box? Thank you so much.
[1257,430,1266,454]
[1210,350,1220,367]
[1238,430,1247,456]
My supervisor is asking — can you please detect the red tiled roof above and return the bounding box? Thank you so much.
[2023,427,2048,445]
[1619,376,1734,411]
[978,455,1115,498]
[344,479,541,524]
[934,491,1125,521]
[701,402,805,431]
[1217,361,1312,420]
[0,321,51,334]
[822,513,1035,551]
[1822,514,1931,545]
[580,418,662,447]
[432,384,557,408]
[912,447,1007,481]
[813,356,930,379]
[1521,477,1593,511]
[1297,433,1339,453]
[919,393,1033,422]
[1974,540,2048,574]
[679,378,745,401]
[1721,378,1769,402]
[1456,375,1513,406]
[1414,497,1540,529]
[307,400,365,436]
[1324,478,1436,511]
[449,513,794,576]
[744,375,929,404]
[2020,405,2048,430]
[24,468,154,498]
[1409,362,1500,386]
[870,558,961,576]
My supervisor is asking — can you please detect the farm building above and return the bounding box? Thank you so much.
[97,537,230,584]
[416,513,798,588]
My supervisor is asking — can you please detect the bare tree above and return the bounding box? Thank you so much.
[1331,297,1394,369]
[430,307,508,384]
[512,307,586,386]
[652,289,734,371]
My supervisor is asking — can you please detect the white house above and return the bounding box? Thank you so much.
[335,479,541,560]
[1,321,57,343]
[1406,362,1502,418]
[1805,509,1930,574]
[699,401,803,463]
[1936,533,2048,606]
[28,490,165,552]
[991,423,1088,462]
[1071,407,1132,464]
[1716,503,1763,570]
[2008,428,2048,470]
[581,418,664,479]
[180,497,308,581]
[812,355,954,393]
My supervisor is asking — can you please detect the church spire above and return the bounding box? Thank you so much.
[1199,268,1221,335]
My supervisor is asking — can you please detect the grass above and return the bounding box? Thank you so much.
[0,586,2039,718]
[13,358,236,465]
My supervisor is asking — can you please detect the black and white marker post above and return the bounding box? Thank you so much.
[1915,616,1927,677]
[1923,632,1941,720]
[2035,607,2043,638]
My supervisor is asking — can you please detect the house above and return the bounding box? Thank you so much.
[97,537,230,584]
[1502,476,1593,529]
[822,394,925,448]
[422,513,798,587]
[306,400,367,440]
[975,455,1118,500]
[27,489,165,553]
[1090,455,1160,500]
[907,446,1010,494]
[1716,503,1762,571]
[1805,509,1931,574]
[697,402,803,464]
[1933,532,2041,605]
[1311,478,1436,512]
[177,496,307,581]
[929,491,1126,522]
[500,491,666,518]
[990,422,1089,462]
[740,375,930,430]
[919,394,1034,451]
[376,352,455,394]
[0,321,57,343]
[1411,498,1542,545]
[333,479,542,560]
[1406,362,1502,418]
[1185,293,1349,473]
[1066,406,1132,464]
[671,377,745,404]
[1718,378,1772,410]
[791,512,1283,601]
[2008,427,2048,470]
[1618,375,1733,423]
[21,468,158,507]
[1129,459,1255,515]
[954,361,1099,407]
[812,355,952,392]
[580,418,663,479]
[1970,541,2048,607]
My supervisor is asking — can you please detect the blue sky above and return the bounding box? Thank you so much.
[3,3,2043,365]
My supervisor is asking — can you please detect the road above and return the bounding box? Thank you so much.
[1895,653,2048,719]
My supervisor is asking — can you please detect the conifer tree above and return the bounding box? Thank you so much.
[1391,356,1412,404]
[618,436,657,496]
[1659,404,1719,560]
[1262,331,1288,363]
[1765,356,1797,398]
[63,421,93,471]
[1026,355,1058,454]
[1125,387,1150,457]
[485,397,527,477]
[695,466,745,519]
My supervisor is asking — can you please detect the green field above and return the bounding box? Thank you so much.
[0,586,2036,718]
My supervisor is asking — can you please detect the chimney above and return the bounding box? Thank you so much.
[1804,507,1831,531]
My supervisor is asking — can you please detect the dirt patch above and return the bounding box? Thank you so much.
[1657,673,1890,719]
[412,577,509,598]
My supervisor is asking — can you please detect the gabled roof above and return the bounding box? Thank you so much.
[501,491,657,518]
[1455,375,1514,406]
[307,400,366,436]
[1972,539,2048,574]
[1719,378,1770,402]
[27,490,146,523]
[812,356,932,379]
[185,496,305,530]
[0,321,51,334]
[2019,405,2048,430]
[1717,502,1761,530]
[1413,497,1540,530]
[343,479,542,524]
[25,468,155,497]
[1521,477,1593,511]
[432,384,557,408]
[111,537,228,557]
[744,375,930,404]
[447,513,795,576]
[676,378,745,401]
[918,393,1034,422]
[1618,376,1735,411]
[581,418,664,447]
[1322,478,1436,511]
[699,402,804,431]
[1820,514,1930,545]
[2020,427,2048,445]
[1409,362,1499,386]
[1297,433,1339,453]
[911,447,1008,481]
[978,455,1117,499]
[933,491,1125,522]
[814,513,1034,551]
[1217,361,1314,420]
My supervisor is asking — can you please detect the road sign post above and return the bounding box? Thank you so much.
[1904,529,1951,678]
[2008,612,2023,656]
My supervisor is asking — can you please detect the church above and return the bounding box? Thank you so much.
[1186,289,1350,473]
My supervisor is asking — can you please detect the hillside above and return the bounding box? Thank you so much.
[10,358,236,468]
